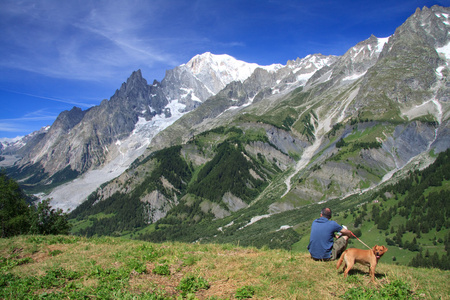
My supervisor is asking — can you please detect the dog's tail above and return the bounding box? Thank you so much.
[336,250,347,269]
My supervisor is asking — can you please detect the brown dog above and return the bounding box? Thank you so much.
[336,245,388,283]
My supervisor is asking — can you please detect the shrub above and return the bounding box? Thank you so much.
[126,259,147,274]
[49,250,63,256]
[236,285,256,299]
[152,264,170,276]
[341,280,417,299]
[178,275,210,297]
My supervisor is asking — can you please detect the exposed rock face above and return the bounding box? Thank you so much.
[52,107,86,133]
[141,190,178,224]
[16,70,163,176]
[387,122,437,166]
[305,35,389,98]
[265,126,308,156]
[200,200,230,219]
[0,126,49,157]
[222,192,248,212]
[352,6,450,117]
[433,119,450,152]
[245,141,294,171]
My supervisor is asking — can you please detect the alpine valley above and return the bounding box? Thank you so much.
[2,5,450,267]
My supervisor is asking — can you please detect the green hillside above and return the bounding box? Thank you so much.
[68,127,450,271]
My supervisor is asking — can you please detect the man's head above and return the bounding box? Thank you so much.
[321,208,332,219]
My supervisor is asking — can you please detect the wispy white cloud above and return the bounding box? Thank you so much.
[0,111,54,134]
[0,122,30,133]
[2,109,56,122]
[0,1,188,81]
[0,0,257,83]
[1,89,95,108]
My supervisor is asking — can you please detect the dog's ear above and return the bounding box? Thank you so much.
[382,246,388,252]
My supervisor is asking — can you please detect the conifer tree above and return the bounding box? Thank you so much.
[0,172,30,237]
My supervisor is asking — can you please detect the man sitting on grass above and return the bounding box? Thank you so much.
[308,207,352,261]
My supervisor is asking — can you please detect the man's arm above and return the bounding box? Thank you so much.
[340,227,352,237]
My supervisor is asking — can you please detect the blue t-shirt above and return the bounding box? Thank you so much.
[308,217,343,259]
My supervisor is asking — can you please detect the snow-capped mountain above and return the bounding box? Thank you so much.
[1,51,333,210]
[287,54,337,84]
[185,52,282,90]
[305,35,389,89]
[160,52,283,112]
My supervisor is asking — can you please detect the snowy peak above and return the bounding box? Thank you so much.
[349,35,388,59]
[185,52,282,90]
[186,52,259,83]
[336,36,389,83]
[287,54,336,71]
[161,52,285,110]
[286,54,337,84]
[0,125,49,165]
[434,10,450,26]
[393,5,450,50]
[344,35,389,65]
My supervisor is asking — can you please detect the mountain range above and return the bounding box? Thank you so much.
[2,5,450,254]
[0,47,335,210]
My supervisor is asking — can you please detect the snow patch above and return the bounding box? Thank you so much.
[261,64,284,73]
[239,214,271,230]
[342,71,367,82]
[296,71,316,83]
[376,37,390,53]
[324,71,333,82]
[277,225,292,231]
[180,88,201,102]
[282,136,323,197]
[225,221,234,227]
[436,42,450,60]
[436,13,449,19]
[436,66,446,77]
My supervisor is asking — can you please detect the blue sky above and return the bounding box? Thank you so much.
[1,0,449,140]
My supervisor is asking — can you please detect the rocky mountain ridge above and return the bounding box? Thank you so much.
[1,49,334,209]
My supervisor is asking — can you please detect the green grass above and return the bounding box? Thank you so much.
[69,212,116,232]
[0,235,448,299]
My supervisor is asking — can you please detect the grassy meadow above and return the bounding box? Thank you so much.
[1,235,449,299]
